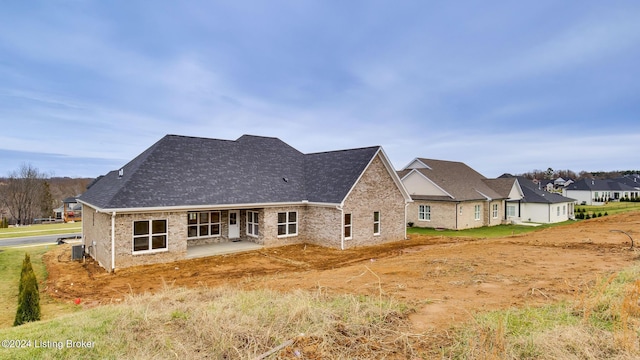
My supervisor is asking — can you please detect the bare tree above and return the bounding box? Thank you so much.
[0,164,51,225]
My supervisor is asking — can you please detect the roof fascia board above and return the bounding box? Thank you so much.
[475,189,492,201]
[513,179,525,198]
[377,147,413,202]
[402,168,455,200]
[401,157,430,170]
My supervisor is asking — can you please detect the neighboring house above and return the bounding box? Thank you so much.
[78,134,412,271]
[398,158,510,230]
[513,177,575,223]
[554,177,566,187]
[62,197,82,223]
[563,178,639,205]
[615,175,640,194]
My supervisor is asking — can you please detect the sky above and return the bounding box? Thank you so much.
[1,1,639,179]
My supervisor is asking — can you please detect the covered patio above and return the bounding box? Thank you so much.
[186,240,264,259]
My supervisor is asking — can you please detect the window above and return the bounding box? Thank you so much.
[133,219,167,253]
[492,204,498,219]
[563,205,566,215]
[474,205,481,220]
[418,205,431,221]
[188,211,221,238]
[247,211,259,237]
[277,211,297,237]
[344,213,352,239]
[373,211,380,235]
[557,206,560,216]
[507,205,516,217]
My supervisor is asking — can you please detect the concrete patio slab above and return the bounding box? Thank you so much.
[186,240,264,259]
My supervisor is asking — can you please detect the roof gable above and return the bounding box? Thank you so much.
[398,169,452,198]
[400,158,504,201]
[483,178,524,200]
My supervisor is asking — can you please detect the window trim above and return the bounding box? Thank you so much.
[492,203,498,219]
[132,219,168,254]
[418,205,431,221]
[246,211,259,237]
[373,211,380,236]
[344,213,352,240]
[187,211,221,239]
[277,211,298,238]
[474,205,481,221]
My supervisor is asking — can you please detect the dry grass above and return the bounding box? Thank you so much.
[114,285,425,359]
[0,285,426,359]
[442,266,640,359]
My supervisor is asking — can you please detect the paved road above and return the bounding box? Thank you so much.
[0,233,82,247]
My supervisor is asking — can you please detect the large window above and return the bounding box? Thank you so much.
[373,211,380,235]
[418,205,431,221]
[277,211,297,237]
[344,213,352,239]
[492,204,498,219]
[247,211,259,237]
[474,205,481,221]
[188,211,221,238]
[133,219,167,253]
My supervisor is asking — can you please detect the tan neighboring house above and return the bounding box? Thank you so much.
[398,158,520,230]
[78,134,412,272]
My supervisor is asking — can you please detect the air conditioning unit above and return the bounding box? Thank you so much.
[71,245,85,261]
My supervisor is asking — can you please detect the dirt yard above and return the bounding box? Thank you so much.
[44,212,639,333]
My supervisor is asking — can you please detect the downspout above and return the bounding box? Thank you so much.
[337,205,345,250]
[111,211,116,272]
[404,202,410,240]
[455,203,459,230]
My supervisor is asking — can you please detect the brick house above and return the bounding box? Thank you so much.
[78,134,411,271]
[398,158,514,230]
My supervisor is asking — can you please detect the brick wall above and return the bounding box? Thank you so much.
[261,206,307,247]
[407,201,457,229]
[342,154,406,248]
[81,205,113,270]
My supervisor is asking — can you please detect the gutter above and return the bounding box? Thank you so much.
[77,199,339,214]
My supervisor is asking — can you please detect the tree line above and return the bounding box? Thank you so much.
[517,168,639,181]
[0,163,92,226]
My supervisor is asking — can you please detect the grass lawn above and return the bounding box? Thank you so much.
[407,221,572,238]
[0,222,81,240]
[0,246,79,328]
[576,202,640,216]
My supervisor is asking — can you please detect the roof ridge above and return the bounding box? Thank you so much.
[306,145,380,156]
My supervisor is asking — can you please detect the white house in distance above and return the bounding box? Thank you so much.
[513,177,576,223]
[563,178,639,205]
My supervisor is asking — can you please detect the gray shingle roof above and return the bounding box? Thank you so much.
[516,177,575,204]
[565,178,637,192]
[79,135,382,210]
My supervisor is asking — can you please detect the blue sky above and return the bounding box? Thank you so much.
[1,1,639,178]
